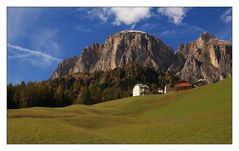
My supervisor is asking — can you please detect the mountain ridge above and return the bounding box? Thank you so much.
[169,31,232,83]
[51,30,232,84]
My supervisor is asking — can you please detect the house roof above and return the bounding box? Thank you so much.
[174,81,192,87]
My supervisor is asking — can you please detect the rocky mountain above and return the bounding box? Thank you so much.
[51,30,174,79]
[51,30,232,84]
[72,43,104,74]
[169,32,232,83]
[51,56,78,79]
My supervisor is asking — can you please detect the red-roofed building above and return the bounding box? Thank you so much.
[174,80,193,90]
[163,80,193,94]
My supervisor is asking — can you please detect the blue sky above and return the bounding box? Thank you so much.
[7,7,232,84]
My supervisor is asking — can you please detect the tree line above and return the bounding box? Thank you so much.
[7,65,178,109]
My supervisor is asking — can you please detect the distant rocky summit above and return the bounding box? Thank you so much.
[51,30,232,84]
[168,32,232,83]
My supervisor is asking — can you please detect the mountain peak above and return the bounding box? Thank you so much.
[121,30,146,34]
[51,30,174,79]
[199,32,215,42]
[118,30,147,34]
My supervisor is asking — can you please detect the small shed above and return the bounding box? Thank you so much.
[164,85,174,94]
[133,84,150,96]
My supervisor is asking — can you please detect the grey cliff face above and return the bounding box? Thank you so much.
[51,30,174,79]
[51,56,78,79]
[171,32,232,83]
[93,30,174,72]
[72,43,104,74]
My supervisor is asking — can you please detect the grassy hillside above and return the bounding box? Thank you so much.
[7,78,232,144]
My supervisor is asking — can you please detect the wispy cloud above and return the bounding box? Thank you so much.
[190,25,204,32]
[8,8,42,42]
[159,24,205,37]
[31,29,60,54]
[130,24,136,30]
[220,8,232,23]
[74,25,92,32]
[158,8,190,25]
[8,44,61,67]
[87,8,112,23]
[139,23,160,31]
[159,30,177,37]
[8,9,61,57]
[8,54,34,59]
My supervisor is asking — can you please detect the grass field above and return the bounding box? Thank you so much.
[7,78,232,144]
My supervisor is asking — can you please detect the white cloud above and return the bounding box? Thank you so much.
[88,7,151,26]
[110,8,151,25]
[159,24,205,37]
[8,44,61,67]
[158,8,189,25]
[220,8,232,23]
[87,8,112,23]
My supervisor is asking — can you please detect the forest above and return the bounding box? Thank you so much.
[7,65,177,109]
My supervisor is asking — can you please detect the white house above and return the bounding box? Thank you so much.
[158,88,164,94]
[133,84,150,96]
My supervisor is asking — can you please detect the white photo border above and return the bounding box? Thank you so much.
[0,0,237,151]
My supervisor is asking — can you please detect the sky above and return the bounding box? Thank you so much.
[7,7,232,84]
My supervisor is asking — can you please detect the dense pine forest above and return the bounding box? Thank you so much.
[7,65,178,109]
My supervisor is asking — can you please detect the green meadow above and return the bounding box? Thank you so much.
[7,78,232,144]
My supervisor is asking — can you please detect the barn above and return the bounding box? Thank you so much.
[133,84,150,96]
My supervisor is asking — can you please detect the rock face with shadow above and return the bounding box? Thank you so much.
[51,30,174,79]
[51,31,232,84]
[168,32,232,83]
